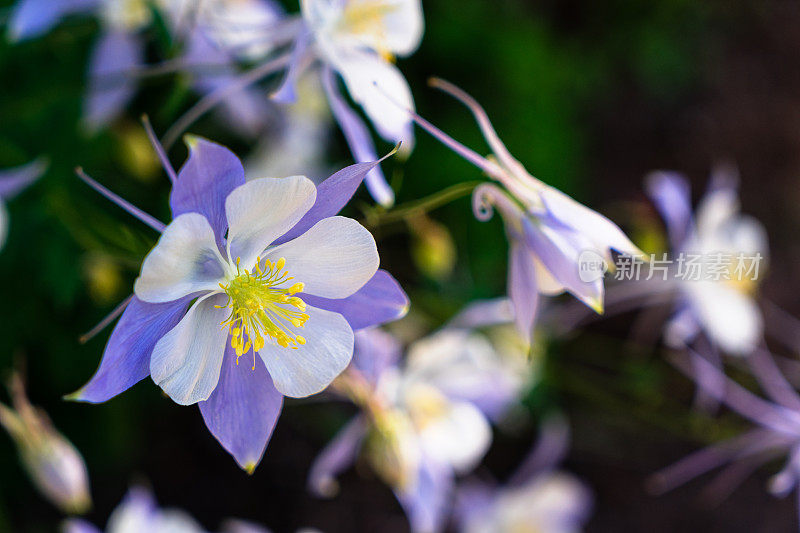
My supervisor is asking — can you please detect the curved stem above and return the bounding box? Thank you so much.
[362,180,482,228]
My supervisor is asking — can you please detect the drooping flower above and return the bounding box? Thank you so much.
[647,167,768,355]
[308,328,495,532]
[391,79,642,340]
[0,158,45,250]
[0,371,91,515]
[69,132,408,473]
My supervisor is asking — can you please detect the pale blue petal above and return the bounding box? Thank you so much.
[199,345,283,473]
[84,30,143,131]
[508,242,539,338]
[7,0,98,42]
[351,329,401,384]
[62,519,102,533]
[171,137,246,248]
[67,297,191,403]
[307,416,367,497]
[302,270,409,330]
[645,171,694,249]
[396,456,453,533]
[0,158,46,199]
[322,66,394,207]
[271,30,311,104]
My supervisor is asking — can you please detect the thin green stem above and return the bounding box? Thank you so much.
[362,180,482,228]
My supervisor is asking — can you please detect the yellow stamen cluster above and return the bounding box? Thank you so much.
[218,257,309,369]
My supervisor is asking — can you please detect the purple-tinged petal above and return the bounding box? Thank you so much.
[170,136,246,248]
[508,242,539,339]
[396,456,454,533]
[199,345,283,473]
[221,519,274,533]
[522,216,604,313]
[447,298,513,329]
[352,329,401,384]
[271,30,311,105]
[84,30,143,131]
[453,482,495,531]
[0,158,46,199]
[274,150,397,246]
[645,171,694,249]
[307,416,367,497]
[62,519,102,533]
[106,486,158,531]
[7,0,99,42]
[321,66,395,207]
[67,296,191,403]
[302,270,409,331]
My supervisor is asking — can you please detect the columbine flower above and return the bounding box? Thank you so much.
[0,158,45,250]
[308,328,493,532]
[69,132,408,473]
[647,167,768,355]
[0,371,91,515]
[392,79,642,339]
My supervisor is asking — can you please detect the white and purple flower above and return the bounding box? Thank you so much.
[396,79,642,340]
[647,167,768,355]
[69,134,408,473]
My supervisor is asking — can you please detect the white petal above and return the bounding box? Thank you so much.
[266,216,379,299]
[541,186,643,262]
[417,399,491,473]
[376,0,424,56]
[134,213,226,303]
[259,305,353,397]
[150,294,229,405]
[696,187,739,241]
[687,282,763,355]
[331,48,415,146]
[225,176,317,268]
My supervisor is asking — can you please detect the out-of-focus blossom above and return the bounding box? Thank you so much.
[69,134,408,473]
[456,417,592,533]
[396,79,642,341]
[309,327,503,532]
[0,372,91,514]
[63,486,208,533]
[407,214,457,282]
[651,348,800,527]
[647,168,768,355]
[0,158,45,250]
[245,74,332,183]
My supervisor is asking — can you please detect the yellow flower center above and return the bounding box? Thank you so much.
[340,0,398,61]
[218,257,309,368]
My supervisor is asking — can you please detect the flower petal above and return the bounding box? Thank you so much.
[267,216,378,299]
[396,456,453,533]
[418,400,492,473]
[225,176,316,268]
[321,66,394,207]
[509,242,540,338]
[307,416,367,497]
[302,269,408,330]
[62,520,102,533]
[150,294,229,405]
[199,345,283,473]
[67,297,191,403]
[645,171,694,249]
[330,48,414,147]
[541,186,643,261]
[0,203,7,251]
[7,0,98,42]
[259,305,353,398]
[84,30,143,131]
[523,216,605,313]
[352,329,402,384]
[134,213,227,303]
[0,158,46,199]
[170,136,246,247]
[687,282,763,355]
